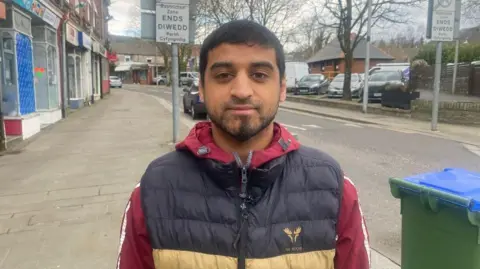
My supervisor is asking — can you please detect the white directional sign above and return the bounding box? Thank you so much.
[430,0,456,41]
[156,1,189,43]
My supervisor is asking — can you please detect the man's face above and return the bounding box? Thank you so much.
[199,44,287,142]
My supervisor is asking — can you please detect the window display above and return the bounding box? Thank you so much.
[1,33,18,116]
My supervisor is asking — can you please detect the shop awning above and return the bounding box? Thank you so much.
[115,64,131,72]
[115,62,149,72]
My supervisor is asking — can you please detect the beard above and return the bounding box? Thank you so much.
[206,98,278,142]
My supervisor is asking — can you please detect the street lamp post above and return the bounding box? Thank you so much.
[362,0,373,113]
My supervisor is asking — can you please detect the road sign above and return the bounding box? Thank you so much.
[428,0,460,41]
[156,2,189,43]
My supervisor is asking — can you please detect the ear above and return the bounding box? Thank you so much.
[199,80,205,102]
[279,77,287,102]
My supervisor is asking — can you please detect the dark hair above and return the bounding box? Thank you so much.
[199,20,285,86]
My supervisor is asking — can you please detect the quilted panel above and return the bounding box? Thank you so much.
[16,33,36,115]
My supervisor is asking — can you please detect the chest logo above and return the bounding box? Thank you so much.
[283,227,302,243]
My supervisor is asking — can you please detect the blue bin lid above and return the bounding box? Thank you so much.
[404,168,480,211]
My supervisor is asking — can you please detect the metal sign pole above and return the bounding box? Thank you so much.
[171,43,179,143]
[0,69,6,152]
[431,41,442,131]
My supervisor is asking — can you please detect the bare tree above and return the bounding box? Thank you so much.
[462,0,480,25]
[197,0,303,45]
[315,0,423,100]
[290,15,334,61]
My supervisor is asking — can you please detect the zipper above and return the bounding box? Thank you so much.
[233,151,253,269]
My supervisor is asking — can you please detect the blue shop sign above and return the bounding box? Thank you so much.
[13,0,34,11]
[78,32,92,50]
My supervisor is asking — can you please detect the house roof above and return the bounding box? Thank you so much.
[307,39,395,63]
[378,47,420,62]
[109,35,160,56]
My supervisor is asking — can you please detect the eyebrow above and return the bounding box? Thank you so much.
[209,61,275,71]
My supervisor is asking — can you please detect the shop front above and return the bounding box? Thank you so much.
[65,23,84,109]
[32,24,61,126]
[92,40,107,99]
[78,31,92,104]
[0,6,40,139]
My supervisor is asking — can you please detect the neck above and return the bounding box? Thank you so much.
[212,124,275,163]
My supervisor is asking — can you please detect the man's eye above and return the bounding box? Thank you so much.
[252,73,268,80]
[215,73,233,80]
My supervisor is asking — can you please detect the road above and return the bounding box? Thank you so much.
[127,85,480,264]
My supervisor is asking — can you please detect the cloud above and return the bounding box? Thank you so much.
[108,0,140,36]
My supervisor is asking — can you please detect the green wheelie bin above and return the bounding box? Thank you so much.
[390,168,480,269]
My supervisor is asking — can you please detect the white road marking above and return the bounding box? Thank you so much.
[344,123,362,128]
[463,144,480,158]
[302,124,322,128]
[280,123,307,131]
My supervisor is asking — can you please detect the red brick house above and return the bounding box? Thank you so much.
[307,38,395,79]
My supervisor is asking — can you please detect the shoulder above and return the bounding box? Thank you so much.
[140,149,197,185]
[289,145,345,190]
[146,149,194,171]
[294,145,343,174]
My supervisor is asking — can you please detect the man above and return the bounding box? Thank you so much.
[117,20,370,269]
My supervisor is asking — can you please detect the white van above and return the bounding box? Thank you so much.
[369,63,410,74]
[285,62,310,91]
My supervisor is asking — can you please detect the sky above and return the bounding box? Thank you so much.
[107,0,476,50]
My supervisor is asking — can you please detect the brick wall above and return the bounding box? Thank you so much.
[411,99,480,125]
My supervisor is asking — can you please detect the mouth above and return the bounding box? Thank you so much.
[227,105,256,115]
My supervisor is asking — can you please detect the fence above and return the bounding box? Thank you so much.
[409,63,480,97]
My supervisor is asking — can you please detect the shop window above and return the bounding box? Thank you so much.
[46,28,56,45]
[3,34,13,51]
[67,55,76,98]
[47,46,59,107]
[4,53,15,86]
[75,55,82,99]
[140,70,147,80]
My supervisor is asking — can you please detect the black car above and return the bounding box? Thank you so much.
[358,70,406,102]
[294,74,330,95]
[183,83,207,119]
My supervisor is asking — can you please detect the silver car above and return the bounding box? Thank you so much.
[327,73,362,98]
[110,76,122,88]
[153,75,167,85]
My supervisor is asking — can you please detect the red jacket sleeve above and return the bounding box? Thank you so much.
[116,184,155,269]
[335,176,371,269]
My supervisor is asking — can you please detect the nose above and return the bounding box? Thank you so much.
[230,72,253,100]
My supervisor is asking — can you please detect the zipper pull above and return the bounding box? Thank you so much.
[239,167,248,198]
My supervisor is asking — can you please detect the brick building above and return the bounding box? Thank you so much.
[0,0,110,140]
[307,38,394,79]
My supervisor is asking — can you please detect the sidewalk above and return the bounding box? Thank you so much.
[0,86,399,269]
[0,89,189,269]
[281,100,480,146]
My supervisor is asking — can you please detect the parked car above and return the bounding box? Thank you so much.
[182,83,207,119]
[327,73,363,98]
[180,72,199,86]
[152,75,167,85]
[109,76,122,88]
[358,70,406,102]
[293,74,329,95]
